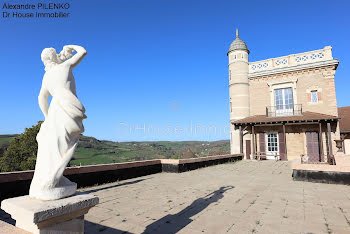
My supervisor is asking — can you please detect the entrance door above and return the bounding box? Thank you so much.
[306,131,320,162]
[274,88,294,116]
[266,132,279,160]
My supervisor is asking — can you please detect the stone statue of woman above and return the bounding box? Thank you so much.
[29,45,87,200]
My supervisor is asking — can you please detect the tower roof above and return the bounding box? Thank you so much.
[227,29,249,55]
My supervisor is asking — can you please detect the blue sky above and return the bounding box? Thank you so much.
[1,0,350,141]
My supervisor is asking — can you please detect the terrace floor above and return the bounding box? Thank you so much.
[1,160,350,233]
[81,160,350,234]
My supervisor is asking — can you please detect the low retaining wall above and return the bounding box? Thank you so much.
[292,169,350,185]
[0,160,162,201]
[0,154,243,201]
[161,154,243,173]
[291,155,350,185]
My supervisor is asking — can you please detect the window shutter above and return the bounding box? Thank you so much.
[259,133,265,153]
[318,92,322,101]
[307,93,311,102]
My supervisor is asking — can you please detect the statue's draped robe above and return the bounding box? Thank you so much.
[29,88,86,200]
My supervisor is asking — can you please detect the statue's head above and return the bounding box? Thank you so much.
[41,48,59,64]
[41,48,61,70]
[41,47,74,71]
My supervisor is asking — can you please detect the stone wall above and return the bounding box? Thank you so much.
[286,132,304,161]
[248,67,338,117]
[0,154,243,201]
[345,139,350,155]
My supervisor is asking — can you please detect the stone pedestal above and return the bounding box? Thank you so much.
[1,193,98,234]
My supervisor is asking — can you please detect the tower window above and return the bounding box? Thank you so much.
[229,70,231,80]
[230,102,232,112]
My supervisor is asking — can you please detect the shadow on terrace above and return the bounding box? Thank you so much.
[83,186,234,234]
[142,185,234,234]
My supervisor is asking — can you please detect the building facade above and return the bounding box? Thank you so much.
[339,106,350,154]
[228,30,340,162]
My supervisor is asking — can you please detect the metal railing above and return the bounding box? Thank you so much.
[266,104,302,117]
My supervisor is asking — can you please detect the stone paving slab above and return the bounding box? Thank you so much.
[2,160,350,233]
[79,160,350,233]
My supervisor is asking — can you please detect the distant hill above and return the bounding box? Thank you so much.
[0,134,18,158]
[0,134,17,148]
[73,136,230,166]
[0,134,230,166]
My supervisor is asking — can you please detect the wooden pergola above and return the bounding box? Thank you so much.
[233,112,339,162]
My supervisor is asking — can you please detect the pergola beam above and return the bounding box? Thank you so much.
[233,118,338,127]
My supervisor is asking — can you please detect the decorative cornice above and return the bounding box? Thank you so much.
[248,59,339,79]
[267,78,298,87]
[229,82,249,87]
[228,60,249,66]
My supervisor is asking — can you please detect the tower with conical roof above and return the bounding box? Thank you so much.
[227,29,250,154]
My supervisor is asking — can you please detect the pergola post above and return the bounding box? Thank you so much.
[252,125,256,158]
[283,123,287,160]
[239,125,243,154]
[327,122,333,158]
[319,122,324,162]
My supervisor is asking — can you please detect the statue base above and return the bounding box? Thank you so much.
[1,193,98,234]
[29,176,77,201]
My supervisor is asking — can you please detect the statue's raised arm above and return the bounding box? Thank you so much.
[61,45,87,68]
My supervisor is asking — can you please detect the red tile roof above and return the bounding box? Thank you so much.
[338,106,350,132]
[233,111,338,125]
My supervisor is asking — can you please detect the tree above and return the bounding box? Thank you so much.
[0,121,42,172]
[0,146,6,158]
